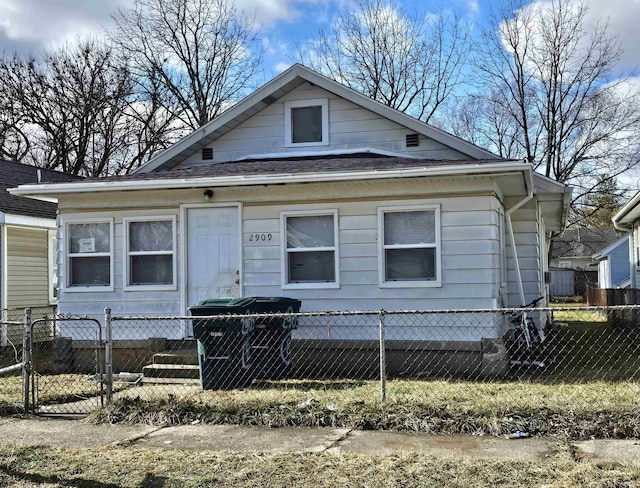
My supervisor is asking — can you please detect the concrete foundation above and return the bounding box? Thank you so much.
[56,337,509,379]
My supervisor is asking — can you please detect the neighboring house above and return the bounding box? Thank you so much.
[0,159,80,345]
[549,228,620,297]
[10,65,571,372]
[612,192,640,289]
[594,235,630,289]
[550,228,620,271]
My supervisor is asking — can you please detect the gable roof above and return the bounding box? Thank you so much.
[134,64,498,174]
[0,160,81,220]
[550,228,621,260]
[594,234,629,259]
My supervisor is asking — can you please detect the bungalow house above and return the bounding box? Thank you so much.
[10,65,571,373]
[0,159,80,345]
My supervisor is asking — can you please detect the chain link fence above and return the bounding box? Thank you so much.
[2,304,640,415]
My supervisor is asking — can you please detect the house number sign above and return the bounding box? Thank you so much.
[247,233,272,242]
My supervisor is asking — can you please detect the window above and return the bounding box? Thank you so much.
[284,99,329,147]
[66,219,113,289]
[378,205,441,287]
[124,217,176,290]
[281,210,339,288]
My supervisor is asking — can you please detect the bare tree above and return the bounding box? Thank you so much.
[0,96,30,162]
[456,0,640,226]
[445,92,523,159]
[298,0,470,123]
[0,40,177,176]
[111,0,263,130]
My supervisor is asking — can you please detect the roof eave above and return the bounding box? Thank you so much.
[613,189,640,228]
[10,161,533,198]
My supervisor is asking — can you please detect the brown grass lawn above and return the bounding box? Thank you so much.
[1,443,639,487]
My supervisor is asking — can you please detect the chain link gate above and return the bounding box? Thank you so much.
[26,311,105,415]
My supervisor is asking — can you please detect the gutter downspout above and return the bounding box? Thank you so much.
[505,170,534,307]
[613,220,635,289]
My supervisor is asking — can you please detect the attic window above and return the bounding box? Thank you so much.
[406,133,419,147]
[284,99,329,147]
[202,148,214,160]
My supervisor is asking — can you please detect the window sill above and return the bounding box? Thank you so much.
[63,285,114,293]
[379,281,442,288]
[284,140,330,148]
[124,284,177,292]
[282,282,340,290]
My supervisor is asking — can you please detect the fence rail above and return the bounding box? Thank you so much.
[2,305,640,415]
[586,286,640,306]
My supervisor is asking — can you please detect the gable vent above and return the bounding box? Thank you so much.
[405,133,419,147]
[202,147,214,160]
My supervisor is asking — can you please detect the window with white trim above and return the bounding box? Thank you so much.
[124,217,176,289]
[66,220,113,288]
[282,210,339,287]
[378,205,440,287]
[284,99,329,147]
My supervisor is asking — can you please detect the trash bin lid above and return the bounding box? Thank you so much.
[193,297,253,307]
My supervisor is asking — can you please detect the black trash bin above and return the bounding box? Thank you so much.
[249,297,301,380]
[190,298,258,390]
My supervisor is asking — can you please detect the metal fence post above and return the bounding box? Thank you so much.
[1,308,7,348]
[22,308,32,414]
[105,308,113,405]
[379,310,386,403]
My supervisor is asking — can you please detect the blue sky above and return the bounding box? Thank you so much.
[1,0,638,78]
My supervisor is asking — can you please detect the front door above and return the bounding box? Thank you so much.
[186,206,241,311]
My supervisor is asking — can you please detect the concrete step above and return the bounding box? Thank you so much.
[141,376,201,386]
[153,351,199,365]
[142,363,200,379]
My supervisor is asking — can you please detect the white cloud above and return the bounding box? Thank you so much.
[235,0,322,28]
[466,0,479,14]
[0,0,323,54]
[0,0,125,51]
[275,61,292,72]
[581,0,640,71]
[516,0,640,73]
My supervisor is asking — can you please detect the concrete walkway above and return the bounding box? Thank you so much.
[0,417,638,464]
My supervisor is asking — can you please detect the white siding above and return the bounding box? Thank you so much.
[177,83,469,167]
[599,259,610,288]
[242,196,499,313]
[504,200,543,307]
[55,175,548,341]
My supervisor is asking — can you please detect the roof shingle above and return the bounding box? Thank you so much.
[0,160,81,219]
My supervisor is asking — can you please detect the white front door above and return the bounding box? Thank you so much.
[186,206,241,309]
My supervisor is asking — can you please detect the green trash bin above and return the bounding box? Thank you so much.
[249,297,301,380]
[190,298,258,390]
[190,297,302,388]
